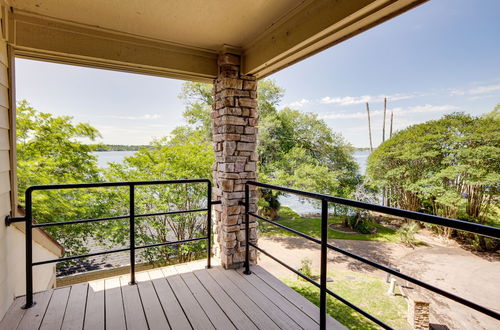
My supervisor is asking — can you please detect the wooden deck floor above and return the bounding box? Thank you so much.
[1,260,345,329]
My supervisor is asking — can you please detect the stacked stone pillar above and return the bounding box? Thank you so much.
[212,52,258,269]
[407,300,430,330]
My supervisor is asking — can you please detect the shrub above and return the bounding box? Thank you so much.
[298,257,313,280]
[397,222,420,247]
[348,213,373,234]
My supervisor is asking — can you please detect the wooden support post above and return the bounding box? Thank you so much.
[366,102,373,153]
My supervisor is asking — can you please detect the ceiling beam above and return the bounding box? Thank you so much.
[8,11,219,82]
[242,0,428,78]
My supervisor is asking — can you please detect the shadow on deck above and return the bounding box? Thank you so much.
[1,260,344,329]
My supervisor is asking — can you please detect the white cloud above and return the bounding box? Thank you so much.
[468,84,500,95]
[347,117,417,133]
[450,83,500,96]
[148,124,175,128]
[393,104,459,115]
[319,104,458,120]
[320,93,415,106]
[98,114,162,120]
[319,111,367,120]
[449,88,466,96]
[289,98,310,108]
[467,94,498,101]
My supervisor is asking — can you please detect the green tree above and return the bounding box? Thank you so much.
[104,134,214,264]
[16,100,110,257]
[175,82,213,141]
[258,108,359,197]
[257,79,285,118]
[367,111,500,249]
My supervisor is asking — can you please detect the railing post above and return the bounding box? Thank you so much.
[206,181,212,269]
[320,199,328,330]
[243,184,251,275]
[129,184,136,285]
[23,189,34,309]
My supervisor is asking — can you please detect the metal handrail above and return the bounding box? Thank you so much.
[6,179,215,309]
[243,181,500,330]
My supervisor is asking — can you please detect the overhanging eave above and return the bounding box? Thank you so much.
[8,12,219,83]
[242,0,428,78]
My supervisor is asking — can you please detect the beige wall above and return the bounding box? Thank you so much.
[0,12,15,318]
[0,11,60,320]
[8,226,58,297]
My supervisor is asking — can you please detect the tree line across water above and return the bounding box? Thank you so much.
[94,144,150,151]
[15,84,499,271]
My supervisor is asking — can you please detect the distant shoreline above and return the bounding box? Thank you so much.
[93,144,150,152]
[94,145,371,152]
[354,147,372,152]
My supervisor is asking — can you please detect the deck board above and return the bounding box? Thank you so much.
[119,276,149,330]
[0,293,27,330]
[83,280,105,330]
[149,273,191,330]
[208,267,280,330]
[1,261,347,330]
[251,265,345,329]
[104,277,126,329]
[136,271,170,330]
[193,269,258,330]
[221,268,302,330]
[167,274,215,330]
[39,287,70,330]
[17,290,53,330]
[61,283,88,330]
[179,269,236,329]
[235,268,319,329]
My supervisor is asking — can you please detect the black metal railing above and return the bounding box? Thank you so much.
[6,179,219,309]
[242,181,500,330]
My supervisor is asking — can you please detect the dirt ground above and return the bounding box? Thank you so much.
[257,230,500,330]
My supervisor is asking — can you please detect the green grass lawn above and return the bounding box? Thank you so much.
[284,269,410,329]
[259,206,400,242]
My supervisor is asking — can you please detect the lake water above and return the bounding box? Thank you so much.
[353,150,369,175]
[93,151,136,168]
[94,150,370,214]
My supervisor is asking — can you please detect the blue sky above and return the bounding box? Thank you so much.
[16,0,500,147]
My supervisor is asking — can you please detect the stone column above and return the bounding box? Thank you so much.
[212,52,258,269]
[407,299,430,330]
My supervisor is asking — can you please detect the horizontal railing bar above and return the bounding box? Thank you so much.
[250,243,391,329]
[252,207,498,320]
[249,212,321,244]
[26,179,210,193]
[32,208,210,228]
[5,216,25,225]
[246,181,500,239]
[326,242,500,320]
[32,247,130,266]
[325,287,391,329]
[135,208,208,218]
[135,237,207,250]
[247,182,499,320]
[33,237,208,267]
[33,214,130,228]
[249,243,319,286]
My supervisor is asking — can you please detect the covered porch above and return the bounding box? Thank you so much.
[3,1,485,329]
